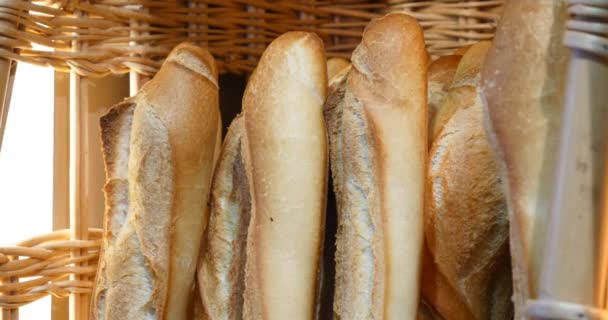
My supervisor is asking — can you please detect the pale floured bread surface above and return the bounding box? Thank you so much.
[325,70,383,320]
[427,93,512,319]
[481,1,570,318]
[241,32,328,320]
[325,13,427,319]
[94,102,136,320]
[198,115,251,320]
[94,102,174,320]
[92,43,220,320]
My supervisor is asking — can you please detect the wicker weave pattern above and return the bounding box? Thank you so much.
[0,229,101,308]
[0,0,502,77]
[389,0,503,56]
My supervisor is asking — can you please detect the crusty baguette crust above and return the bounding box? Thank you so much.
[428,55,461,90]
[241,32,328,320]
[430,42,491,140]
[480,1,570,318]
[325,13,427,319]
[427,55,461,144]
[426,94,512,320]
[94,102,136,320]
[198,115,251,320]
[92,43,220,320]
[325,69,384,320]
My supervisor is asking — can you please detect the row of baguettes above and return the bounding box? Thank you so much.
[92,12,428,320]
[91,1,571,317]
[202,13,430,319]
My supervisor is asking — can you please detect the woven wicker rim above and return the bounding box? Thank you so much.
[0,0,504,77]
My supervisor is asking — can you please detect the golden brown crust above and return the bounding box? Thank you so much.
[481,1,570,318]
[241,31,328,320]
[428,55,461,88]
[427,55,461,144]
[430,42,491,142]
[144,44,220,320]
[326,13,427,320]
[427,95,512,320]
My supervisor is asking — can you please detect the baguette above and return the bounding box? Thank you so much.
[324,13,427,319]
[92,43,221,320]
[426,84,512,319]
[241,32,328,320]
[198,115,250,320]
[480,1,570,318]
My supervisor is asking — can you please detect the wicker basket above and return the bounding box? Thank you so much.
[0,229,102,309]
[0,0,503,77]
[0,0,504,319]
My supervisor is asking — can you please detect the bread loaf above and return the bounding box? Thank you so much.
[481,1,570,317]
[92,43,221,320]
[241,31,328,320]
[426,81,512,319]
[324,13,427,319]
[430,42,491,140]
[198,115,250,320]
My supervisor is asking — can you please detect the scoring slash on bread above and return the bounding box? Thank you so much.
[240,32,328,320]
[92,43,221,320]
[425,40,513,320]
[481,1,570,318]
[324,13,427,319]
